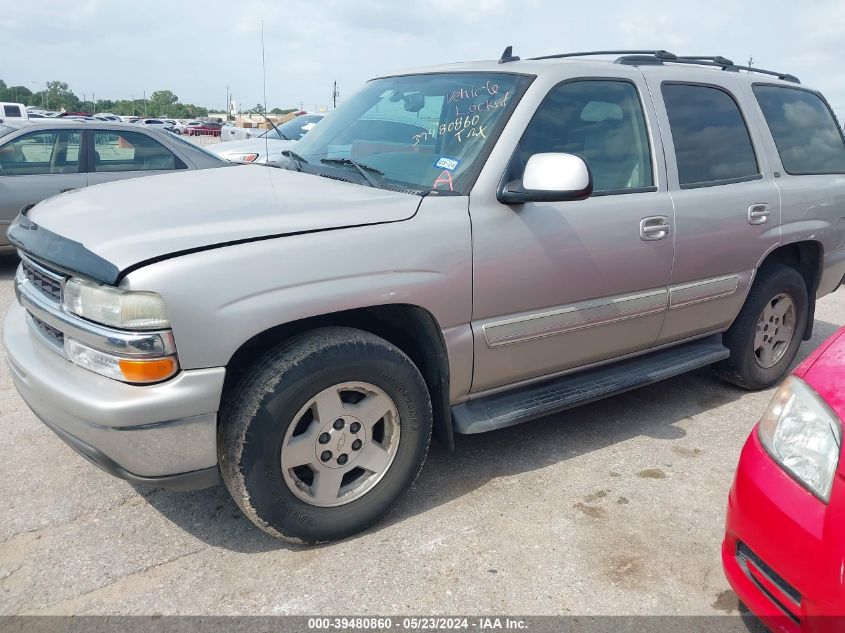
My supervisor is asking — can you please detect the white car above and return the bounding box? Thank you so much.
[209,114,324,163]
[135,118,177,133]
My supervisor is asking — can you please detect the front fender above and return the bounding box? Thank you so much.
[121,195,472,374]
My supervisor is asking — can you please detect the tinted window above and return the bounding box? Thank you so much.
[4,105,22,117]
[0,129,81,175]
[662,84,759,187]
[753,86,845,175]
[516,80,653,192]
[93,130,182,172]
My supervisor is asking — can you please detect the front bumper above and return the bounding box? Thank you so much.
[722,428,845,632]
[4,301,225,489]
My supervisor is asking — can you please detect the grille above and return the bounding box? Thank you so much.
[21,257,63,303]
[737,541,801,622]
[31,315,65,350]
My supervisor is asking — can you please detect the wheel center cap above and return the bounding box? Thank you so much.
[316,416,365,469]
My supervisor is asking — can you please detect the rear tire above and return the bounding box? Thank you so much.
[218,327,432,543]
[717,264,808,390]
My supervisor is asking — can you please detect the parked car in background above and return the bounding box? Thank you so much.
[220,114,324,142]
[723,325,845,630]
[135,118,177,133]
[210,113,325,163]
[26,112,49,119]
[0,102,28,124]
[94,114,122,122]
[0,120,226,252]
[183,121,222,136]
[5,49,845,544]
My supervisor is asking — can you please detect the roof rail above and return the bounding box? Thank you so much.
[524,49,800,84]
[529,50,677,62]
[618,54,800,83]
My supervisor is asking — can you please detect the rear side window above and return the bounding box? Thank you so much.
[93,130,185,172]
[4,105,22,117]
[753,85,845,175]
[662,84,759,188]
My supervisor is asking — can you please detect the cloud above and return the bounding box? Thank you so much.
[1,0,843,112]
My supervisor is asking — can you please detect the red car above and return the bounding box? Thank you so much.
[723,325,845,632]
[184,121,222,137]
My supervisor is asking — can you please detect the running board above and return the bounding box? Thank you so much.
[452,336,730,434]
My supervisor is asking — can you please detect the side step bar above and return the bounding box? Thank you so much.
[452,336,730,434]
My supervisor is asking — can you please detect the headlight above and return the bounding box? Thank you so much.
[228,152,259,163]
[759,376,842,502]
[63,278,170,330]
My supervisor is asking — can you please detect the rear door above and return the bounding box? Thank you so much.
[87,129,189,185]
[0,127,86,247]
[640,68,782,344]
[469,74,676,393]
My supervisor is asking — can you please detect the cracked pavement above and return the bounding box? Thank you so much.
[0,252,843,615]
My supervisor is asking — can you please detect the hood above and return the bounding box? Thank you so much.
[11,164,421,284]
[210,138,294,159]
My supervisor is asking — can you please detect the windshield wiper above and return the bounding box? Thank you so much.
[320,157,384,188]
[280,149,308,171]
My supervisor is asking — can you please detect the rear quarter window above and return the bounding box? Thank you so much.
[753,85,845,175]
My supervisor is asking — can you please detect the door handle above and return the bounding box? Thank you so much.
[640,216,671,241]
[748,203,771,225]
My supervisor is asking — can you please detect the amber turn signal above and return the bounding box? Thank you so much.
[118,357,179,383]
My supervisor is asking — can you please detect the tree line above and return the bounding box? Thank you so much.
[0,80,212,117]
[1,80,300,119]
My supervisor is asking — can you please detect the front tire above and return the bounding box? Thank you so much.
[717,264,808,390]
[218,327,433,543]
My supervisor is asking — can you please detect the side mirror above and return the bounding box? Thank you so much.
[497,153,593,204]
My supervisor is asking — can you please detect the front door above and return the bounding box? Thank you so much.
[470,77,675,394]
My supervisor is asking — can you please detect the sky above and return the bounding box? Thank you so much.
[2,0,844,115]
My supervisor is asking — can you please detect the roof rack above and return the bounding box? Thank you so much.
[519,49,800,84]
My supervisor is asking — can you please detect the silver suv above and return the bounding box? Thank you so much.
[6,49,845,543]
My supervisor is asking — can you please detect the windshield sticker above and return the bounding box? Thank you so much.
[435,156,460,172]
[433,170,454,191]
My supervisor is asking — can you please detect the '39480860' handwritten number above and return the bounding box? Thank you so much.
[411,82,509,146]
[411,116,488,146]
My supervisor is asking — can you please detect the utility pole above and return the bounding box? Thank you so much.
[747,55,754,67]
[332,81,339,109]
[226,84,230,119]
[143,90,147,117]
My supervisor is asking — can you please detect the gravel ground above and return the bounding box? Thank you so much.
[0,250,842,616]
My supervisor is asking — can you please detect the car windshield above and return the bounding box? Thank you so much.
[291,72,531,194]
[261,115,323,141]
[0,124,15,139]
